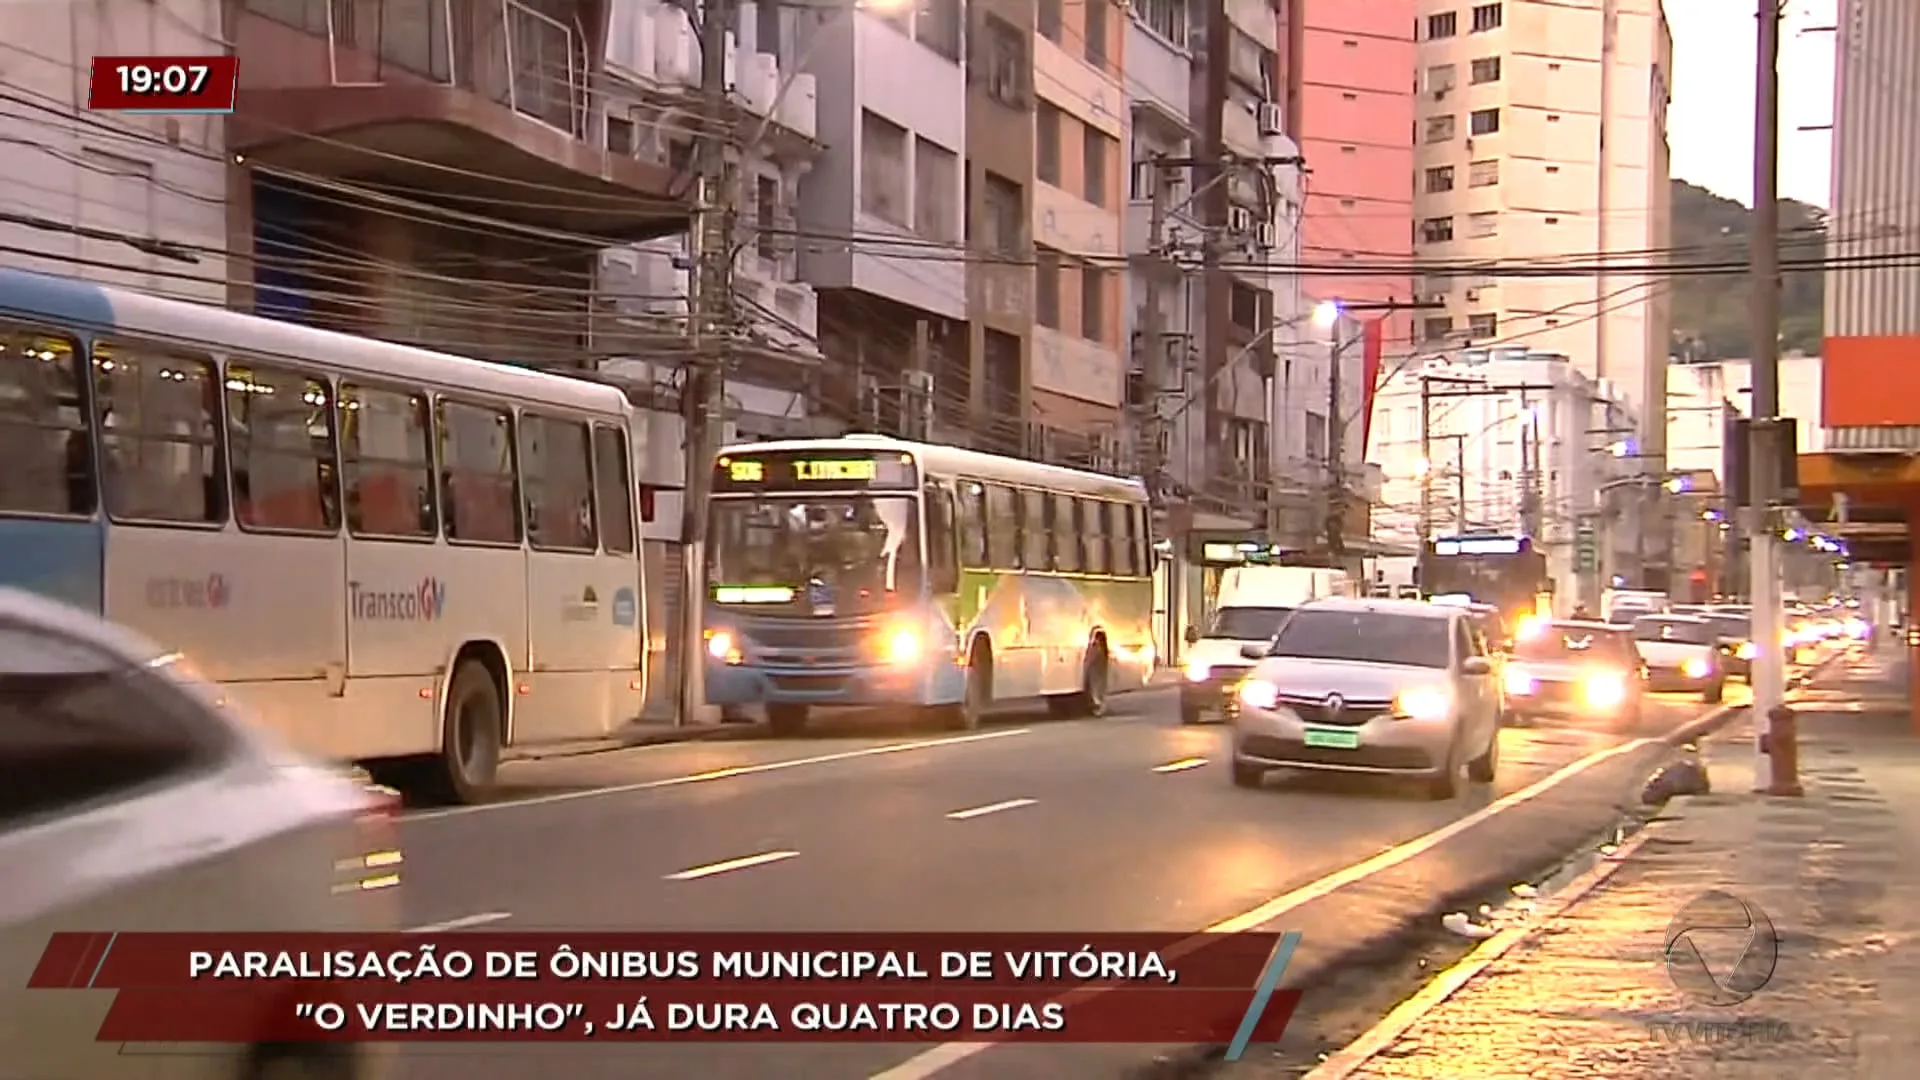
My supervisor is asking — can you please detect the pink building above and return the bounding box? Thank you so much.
[1297,1,1416,353]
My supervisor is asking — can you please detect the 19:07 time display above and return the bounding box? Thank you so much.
[88,56,241,112]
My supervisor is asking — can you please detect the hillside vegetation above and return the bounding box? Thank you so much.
[1668,179,1826,361]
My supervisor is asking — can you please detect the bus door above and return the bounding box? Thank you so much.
[597,423,646,719]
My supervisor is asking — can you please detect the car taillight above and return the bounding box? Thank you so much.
[335,768,403,895]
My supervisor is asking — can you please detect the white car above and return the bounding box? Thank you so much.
[0,588,399,1079]
[1630,614,1727,702]
[1229,598,1502,799]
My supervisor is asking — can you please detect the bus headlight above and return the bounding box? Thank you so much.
[1393,686,1453,722]
[705,630,743,665]
[1736,641,1757,660]
[1237,679,1280,710]
[1682,657,1709,679]
[881,625,922,665]
[1583,674,1627,709]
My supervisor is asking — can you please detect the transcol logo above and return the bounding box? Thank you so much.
[349,577,447,621]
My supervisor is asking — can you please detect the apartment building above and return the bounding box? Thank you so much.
[1410,0,1673,464]
[0,0,227,303]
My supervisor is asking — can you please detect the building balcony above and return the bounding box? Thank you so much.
[231,0,684,237]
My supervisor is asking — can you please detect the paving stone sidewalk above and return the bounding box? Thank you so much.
[1328,646,1918,1079]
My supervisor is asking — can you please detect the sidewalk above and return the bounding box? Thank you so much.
[1307,645,1918,1079]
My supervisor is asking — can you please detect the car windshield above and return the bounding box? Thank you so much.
[1706,614,1752,640]
[1207,606,1293,641]
[707,495,922,615]
[1515,627,1634,664]
[1634,618,1715,645]
[1267,609,1452,669]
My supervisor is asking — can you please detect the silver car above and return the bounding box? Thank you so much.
[1228,597,1502,799]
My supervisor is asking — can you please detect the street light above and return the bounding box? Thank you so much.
[1311,300,1341,332]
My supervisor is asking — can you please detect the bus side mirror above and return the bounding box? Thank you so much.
[1184,626,1201,645]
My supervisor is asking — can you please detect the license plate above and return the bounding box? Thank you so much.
[1303,726,1360,750]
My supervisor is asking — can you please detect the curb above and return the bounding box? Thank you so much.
[1298,825,1656,1080]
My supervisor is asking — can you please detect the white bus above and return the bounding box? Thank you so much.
[0,268,646,803]
[704,435,1157,733]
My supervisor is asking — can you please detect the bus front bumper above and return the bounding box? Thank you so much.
[704,661,955,707]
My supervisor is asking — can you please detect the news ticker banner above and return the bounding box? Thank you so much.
[31,932,1304,1055]
[88,57,241,113]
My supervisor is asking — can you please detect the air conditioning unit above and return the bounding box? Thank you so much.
[1425,292,1448,304]
[1433,88,1449,100]
[1227,206,1254,233]
[1465,288,1481,302]
[1254,222,1279,249]
[1256,102,1284,137]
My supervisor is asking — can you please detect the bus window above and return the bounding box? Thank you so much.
[1132,504,1152,575]
[520,412,596,552]
[1080,498,1109,574]
[93,340,225,525]
[1107,502,1134,576]
[593,425,635,555]
[956,482,987,568]
[984,484,1018,568]
[0,322,94,517]
[1050,492,1080,573]
[924,483,959,594]
[339,382,436,539]
[1018,489,1048,571]
[438,398,520,546]
[225,360,338,535]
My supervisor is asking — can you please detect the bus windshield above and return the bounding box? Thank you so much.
[707,495,923,613]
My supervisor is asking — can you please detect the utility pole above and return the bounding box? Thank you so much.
[1133,155,1174,496]
[1418,373,1433,547]
[1324,321,1347,562]
[909,320,934,439]
[676,0,740,728]
[1748,0,1797,795]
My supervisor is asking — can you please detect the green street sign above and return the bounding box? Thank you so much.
[1575,518,1599,573]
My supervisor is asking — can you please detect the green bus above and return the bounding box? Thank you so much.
[704,435,1156,733]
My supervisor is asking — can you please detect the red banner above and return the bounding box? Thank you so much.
[29,932,1304,1045]
[1359,317,1385,454]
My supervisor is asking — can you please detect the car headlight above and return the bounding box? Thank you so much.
[1682,657,1709,679]
[705,629,743,665]
[1503,667,1537,696]
[1237,679,1280,710]
[1845,618,1867,638]
[1185,659,1212,682]
[1736,641,1757,660]
[1583,673,1627,708]
[1393,686,1453,722]
[880,624,922,665]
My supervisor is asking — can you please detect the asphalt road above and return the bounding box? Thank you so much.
[391,685,1729,1080]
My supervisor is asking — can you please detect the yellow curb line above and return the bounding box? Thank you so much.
[1301,826,1658,1080]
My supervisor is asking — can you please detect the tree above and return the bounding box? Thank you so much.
[1667,180,1826,363]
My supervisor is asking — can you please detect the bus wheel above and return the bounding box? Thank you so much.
[935,648,990,731]
[436,660,502,805]
[767,704,810,736]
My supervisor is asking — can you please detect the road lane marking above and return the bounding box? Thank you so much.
[664,850,800,881]
[1152,757,1208,774]
[868,734,1658,1080]
[409,728,1034,821]
[406,911,512,933]
[945,798,1035,821]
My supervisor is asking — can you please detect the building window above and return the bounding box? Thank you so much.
[1467,211,1498,238]
[1079,264,1106,342]
[1426,64,1456,92]
[978,15,1028,107]
[916,0,962,61]
[1135,0,1186,45]
[1425,11,1456,39]
[1422,316,1455,342]
[1082,125,1114,207]
[754,175,778,258]
[914,136,959,242]
[1469,108,1501,135]
[1035,248,1062,328]
[1467,313,1498,338]
[1424,165,1455,193]
[1037,103,1063,185]
[982,171,1023,254]
[1470,56,1501,83]
[859,110,910,227]
[1470,3,1502,31]
[1420,216,1454,243]
[1469,158,1500,186]
[1084,0,1108,67]
[1544,215,1560,224]
[1037,0,1061,41]
[1425,115,1456,143]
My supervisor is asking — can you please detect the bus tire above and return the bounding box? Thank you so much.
[935,645,990,731]
[767,704,809,736]
[436,659,502,805]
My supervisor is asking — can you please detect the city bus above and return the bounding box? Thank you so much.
[0,268,646,803]
[704,435,1156,733]
[1420,534,1551,626]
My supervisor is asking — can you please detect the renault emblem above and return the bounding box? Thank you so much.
[1324,692,1345,715]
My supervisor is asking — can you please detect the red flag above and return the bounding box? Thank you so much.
[1358,319,1385,451]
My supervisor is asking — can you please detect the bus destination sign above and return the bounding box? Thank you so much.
[714,450,917,493]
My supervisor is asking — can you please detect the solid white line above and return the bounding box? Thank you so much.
[406,911,512,933]
[409,728,1033,821]
[1152,757,1209,774]
[945,798,1036,821]
[664,850,800,881]
[866,735,1656,1080]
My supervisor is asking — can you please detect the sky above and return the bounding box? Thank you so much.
[1666,0,1837,208]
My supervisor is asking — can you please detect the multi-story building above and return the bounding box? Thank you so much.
[792,0,971,436]
[1665,354,1826,480]
[1409,0,1673,466]
[0,0,227,302]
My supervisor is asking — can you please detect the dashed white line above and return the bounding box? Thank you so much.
[944,798,1036,821]
[406,911,513,933]
[664,850,800,881]
[1152,757,1209,774]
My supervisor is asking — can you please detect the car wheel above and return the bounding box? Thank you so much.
[1425,742,1461,800]
[767,703,810,735]
[1230,759,1265,788]
[1467,727,1499,783]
